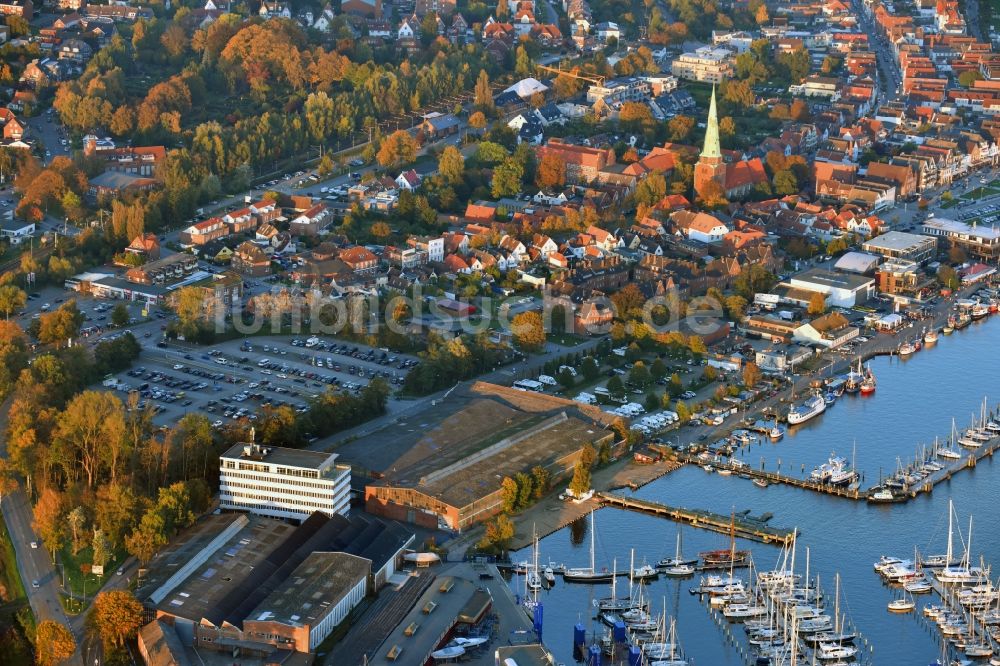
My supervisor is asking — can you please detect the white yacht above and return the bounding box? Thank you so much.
[787,392,827,425]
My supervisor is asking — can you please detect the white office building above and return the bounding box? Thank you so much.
[220,442,351,521]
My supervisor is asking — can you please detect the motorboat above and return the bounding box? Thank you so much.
[924,329,939,344]
[903,579,932,594]
[769,424,785,441]
[972,302,990,320]
[632,564,659,581]
[663,564,695,577]
[816,642,858,660]
[753,478,768,489]
[867,487,898,503]
[431,646,465,660]
[543,566,555,584]
[898,341,915,357]
[844,359,863,393]
[810,453,857,486]
[787,393,826,425]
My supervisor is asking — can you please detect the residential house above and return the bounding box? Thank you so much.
[289,203,333,237]
[58,39,93,64]
[395,169,421,191]
[0,219,34,245]
[180,218,229,246]
[671,210,729,243]
[232,241,272,276]
[124,233,160,261]
[339,246,379,273]
[0,108,24,142]
[420,112,461,139]
[0,0,31,17]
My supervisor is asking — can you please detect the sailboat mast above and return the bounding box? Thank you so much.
[947,500,953,567]
[590,511,595,573]
[835,572,841,634]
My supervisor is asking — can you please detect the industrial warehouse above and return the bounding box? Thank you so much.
[364,382,620,531]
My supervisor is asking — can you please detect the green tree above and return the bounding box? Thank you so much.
[645,391,660,412]
[557,367,576,389]
[111,303,130,327]
[515,471,534,509]
[581,356,600,380]
[629,361,652,388]
[568,460,591,495]
[607,375,625,398]
[491,157,524,198]
[92,529,113,569]
[650,357,667,380]
[675,400,690,422]
[531,465,550,499]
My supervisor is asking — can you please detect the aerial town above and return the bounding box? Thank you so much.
[2,0,1000,663]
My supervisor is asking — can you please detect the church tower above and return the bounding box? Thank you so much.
[693,86,727,200]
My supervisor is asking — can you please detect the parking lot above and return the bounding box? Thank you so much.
[100,335,419,429]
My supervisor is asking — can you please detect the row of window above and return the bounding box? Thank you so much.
[221,470,344,492]
[222,496,333,511]
[221,480,340,502]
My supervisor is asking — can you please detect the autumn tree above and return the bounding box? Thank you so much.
[92,529,112,570]
[807,291,826,315]
[377,130,418,168]
[37,300,84,346]
[91,590,144,650]
[473,70,495,113]
[468,111,487,130]
[667,115,695,141]
[536,153,566,189]
[698,179,729,208]
[0,285,26,319]
[35,620,76,666]
[33,487,66,556]
[438,145,464,185]
[478,513,514,551]
[55,390,127,489]
[511,311,545,352]
[491,157,524,198]
[743,361,761,388]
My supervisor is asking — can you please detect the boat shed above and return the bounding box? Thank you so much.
[834,251,881,275]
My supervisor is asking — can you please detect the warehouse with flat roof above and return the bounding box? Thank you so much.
[862,231,937,263]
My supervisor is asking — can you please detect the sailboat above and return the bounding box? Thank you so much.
[563,512,618,583]
[887,589,915,613]
[698,513,749,569]
[935,500,987,585]
[936,434,961,460]
[659,531,696,576]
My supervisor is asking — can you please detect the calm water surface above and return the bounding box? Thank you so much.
[511,316,1000,665]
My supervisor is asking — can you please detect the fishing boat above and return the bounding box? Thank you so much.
[972,301,990,320]
[924,329,939,344]
[769,422,785,441]
[844,358,863,394]
[753,478,768,489]
[943,317,955,335]
[898,340,915,357]
[787,392,827,425]
[955,311,972,329]
[859,364,876,395]
[563,512,619,583]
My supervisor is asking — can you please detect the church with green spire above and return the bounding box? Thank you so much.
[693,86,768,202]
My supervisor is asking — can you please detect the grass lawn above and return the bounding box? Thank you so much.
[548,332,587,346]
[56,543,127,608]
[0,516,33,666]
[960,187,1000,200]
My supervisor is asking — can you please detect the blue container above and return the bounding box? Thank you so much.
[574,622,586,647]
[533,603,543,640]
[628,645,642,666]
[588,644,602,666]
[613,620,627,643]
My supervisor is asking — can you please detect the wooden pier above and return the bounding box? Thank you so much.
[595,492,795,545]
[666,449,866,500]
[659,418,1000,505]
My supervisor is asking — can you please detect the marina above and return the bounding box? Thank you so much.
[506,313,1000,665]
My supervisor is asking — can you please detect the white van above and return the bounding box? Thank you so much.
[537,374,557,387]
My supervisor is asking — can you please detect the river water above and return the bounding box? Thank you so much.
[510,315,1000,665]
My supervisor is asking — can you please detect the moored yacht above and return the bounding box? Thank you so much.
[787,392,826,425]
